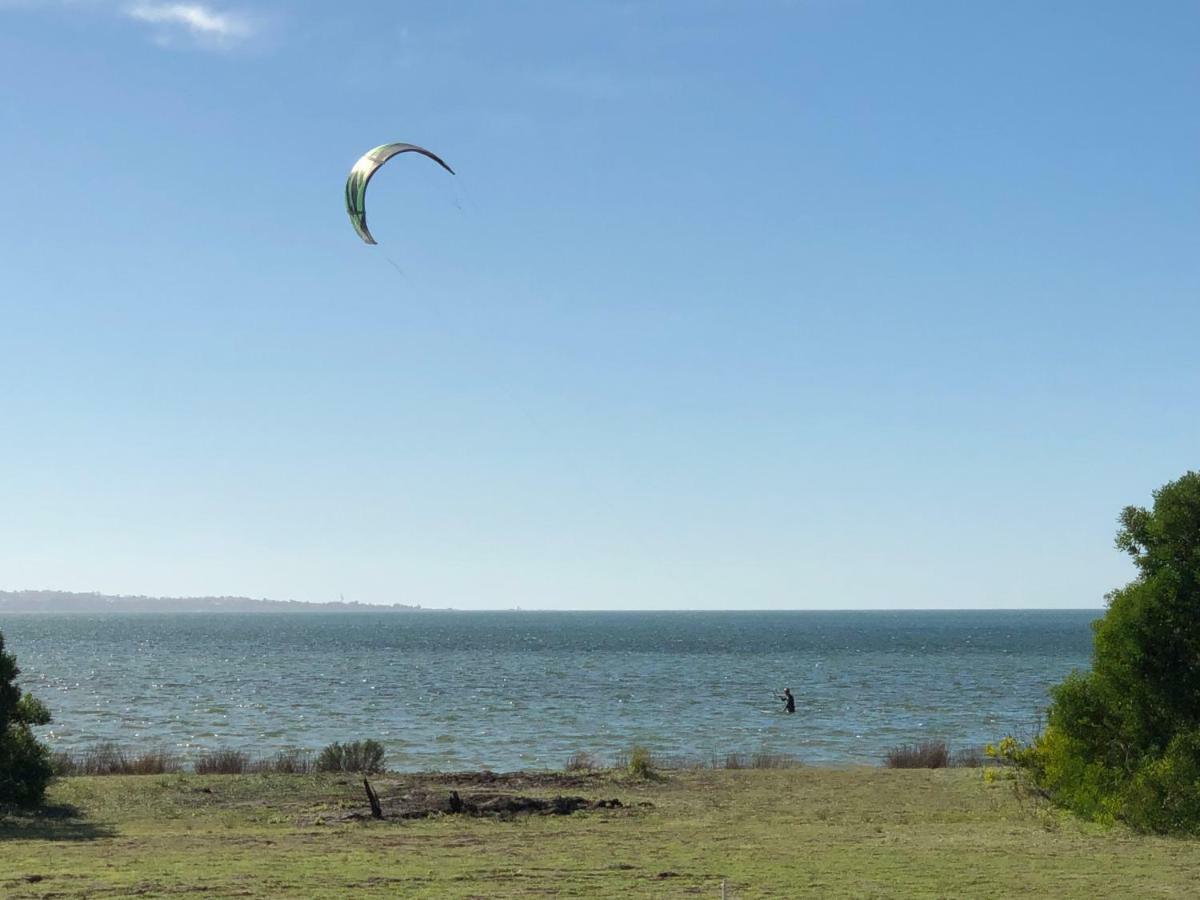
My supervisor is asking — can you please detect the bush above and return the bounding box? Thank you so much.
[626,745,656,779]
[723,751,801,769]
[68,743,182,776]
[315,740,385,774]
[749,751,802,769]
[1004,472,1200,833]
[0,725,54,807]
[723,752,747,770]
[194,749,249,775]
[564,751,601,772]
[885,740,950,769]
[0,630,53,807]
[251,750,312,774]
[50,750,77,777]
[1121,729,1200,833]
[52,744,312,776]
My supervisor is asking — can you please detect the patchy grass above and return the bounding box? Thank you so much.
[1,769,1199,897]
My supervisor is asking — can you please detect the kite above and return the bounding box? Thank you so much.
[345,143,455,245]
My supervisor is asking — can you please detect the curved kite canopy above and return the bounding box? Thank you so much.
[345,142,455,245]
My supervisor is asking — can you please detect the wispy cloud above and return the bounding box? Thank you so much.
[0,0,262,49]
[125,2,255,46]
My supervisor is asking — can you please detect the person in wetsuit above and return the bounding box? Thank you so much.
[779,687,796,714]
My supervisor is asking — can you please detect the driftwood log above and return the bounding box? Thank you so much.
[363,778,383,819]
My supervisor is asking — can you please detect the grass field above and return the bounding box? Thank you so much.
[2,767,1198,898]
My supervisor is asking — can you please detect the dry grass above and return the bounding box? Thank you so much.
[564,751,602,772]
[249,750,313,775]
[723,751,803,770]
[51,744,182,776]
[193,749,250,775]
[52,745,315,776]
[885,740,951,769]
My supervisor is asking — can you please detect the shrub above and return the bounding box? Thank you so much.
[0,631,53,807]
[54,744,316,776]
[885,740,950,769]
[1121,729,1200,833]
[48,744,182,776]
[50,750,78,777]
[626,745,656,779]
[1008,472,1200,833]
[79,742,127,775]
[121,748,180,775]
[194,749,249,775]
[722,751,801,769]
[315,740,385,774]
[251,750,312,774]
[564,751,600,772]
[0,725,54,807]
[750,752,802,769]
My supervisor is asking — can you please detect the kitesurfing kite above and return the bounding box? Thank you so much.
[344,143,455,245]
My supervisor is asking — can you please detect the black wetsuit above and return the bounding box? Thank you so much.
[783,692,796,714]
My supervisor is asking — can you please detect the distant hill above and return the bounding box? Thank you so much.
[0,590,425,614]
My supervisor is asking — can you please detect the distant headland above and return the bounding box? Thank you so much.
[0,590,427,614]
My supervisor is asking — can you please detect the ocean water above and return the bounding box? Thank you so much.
[2,610,1098,769]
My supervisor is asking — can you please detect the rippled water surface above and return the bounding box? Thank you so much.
[3,610,1097,768]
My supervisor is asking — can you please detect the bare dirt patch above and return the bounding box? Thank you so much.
[415,770,605,791]
[302,777,628,830]
[365,789,618,822]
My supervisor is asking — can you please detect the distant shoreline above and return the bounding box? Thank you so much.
[0,592,1103,614]
[0,590,427,614]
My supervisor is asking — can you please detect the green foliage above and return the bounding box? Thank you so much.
[626,745,656,779]
[0,630,53,807]
[315,739,386,774]
[1121,729,1200,833]
[1007,472,1200,833]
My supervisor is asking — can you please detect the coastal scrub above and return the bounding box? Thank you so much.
[0,630,53,807]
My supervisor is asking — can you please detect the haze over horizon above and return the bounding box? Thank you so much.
[0,588,1108,612]
[2,1,1196,610]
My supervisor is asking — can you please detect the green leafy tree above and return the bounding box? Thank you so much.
[1023,471,1200,832]
[0,629,53,807]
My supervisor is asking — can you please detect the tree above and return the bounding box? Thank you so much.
[0,629,53,807]
[1025,471,1200,832]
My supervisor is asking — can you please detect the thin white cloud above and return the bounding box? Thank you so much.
[125,2,254,45]
[1,1,262,48]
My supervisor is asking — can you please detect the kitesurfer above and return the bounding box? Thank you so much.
[778,687,796,714]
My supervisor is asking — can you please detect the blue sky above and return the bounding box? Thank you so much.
[1,1,1196,609]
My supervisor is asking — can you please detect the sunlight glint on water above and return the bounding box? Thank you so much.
[4,610,1096,769]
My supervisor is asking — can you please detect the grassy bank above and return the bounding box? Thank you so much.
[2,768,1198,898]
